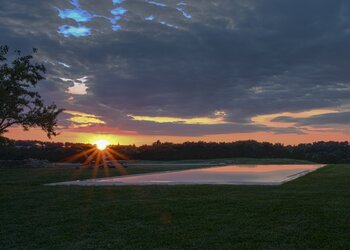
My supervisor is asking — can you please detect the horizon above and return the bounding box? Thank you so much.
[2,0,350,144]
[5,133,350,147]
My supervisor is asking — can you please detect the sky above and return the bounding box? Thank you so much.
[2,0,350,145]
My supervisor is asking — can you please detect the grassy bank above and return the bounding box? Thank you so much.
[1,164,349,249]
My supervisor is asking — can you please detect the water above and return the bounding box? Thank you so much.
[49,164,324,186]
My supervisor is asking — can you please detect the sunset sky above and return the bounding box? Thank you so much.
[2,0,350,145]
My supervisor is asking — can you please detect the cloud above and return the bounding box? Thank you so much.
[53,0,194,37]
[64,110,106,128]
[273,110,350,133]
[2,0,350,138]
[129,113,228,125]
[65,124,137,135]
[59,76,89,95]
[253,109,339,128]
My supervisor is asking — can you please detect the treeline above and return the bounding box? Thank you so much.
[0,137,350,163]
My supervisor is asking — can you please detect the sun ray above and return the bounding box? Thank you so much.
[62,147,95,163]
[83,149,99,166]
[101,151,110,177]
[104,150,129,176]
[62,144,169,225]
[106,147,129,160]
[90,151,101,179]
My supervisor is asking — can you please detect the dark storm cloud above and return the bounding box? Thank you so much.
[274,111,350,128]
[1,0,350,136]
[303,112,350,125]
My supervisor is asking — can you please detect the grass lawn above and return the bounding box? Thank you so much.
[1,163,350,249]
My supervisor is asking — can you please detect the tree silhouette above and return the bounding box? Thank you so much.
[0,45,63,138]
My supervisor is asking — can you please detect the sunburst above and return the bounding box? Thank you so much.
[94,139,110,151]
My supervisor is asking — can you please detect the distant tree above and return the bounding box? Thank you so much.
[0,136,14,147]
[0,45,63,138]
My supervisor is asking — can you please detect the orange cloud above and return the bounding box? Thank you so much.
[65,124,138,135]
[64,110,106,128]
[251,109,339,128]
[129,114,228,125]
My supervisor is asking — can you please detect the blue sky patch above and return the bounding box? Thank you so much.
[57,8,94,22]
[56,0,192,37]
[58,25,91,37]
[111,7,128,16]
[145,15,155,21]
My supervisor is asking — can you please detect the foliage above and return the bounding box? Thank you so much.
[1,139,350,163]
[0,45,63,138]
[0,136,14,147]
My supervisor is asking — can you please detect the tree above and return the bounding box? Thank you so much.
[0,136,14,147]
[0,45,63,138]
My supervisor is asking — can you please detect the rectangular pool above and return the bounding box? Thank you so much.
[49,164,324,186]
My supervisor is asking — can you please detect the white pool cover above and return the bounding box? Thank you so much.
[49,164,324,186]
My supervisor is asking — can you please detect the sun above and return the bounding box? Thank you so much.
[94,139,110,151]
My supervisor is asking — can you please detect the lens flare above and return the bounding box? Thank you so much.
[94,139,110,151]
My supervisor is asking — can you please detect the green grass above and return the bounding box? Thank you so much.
[1,164,350,249]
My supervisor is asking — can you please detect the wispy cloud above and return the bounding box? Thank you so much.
[64,110,106,128]
[129,113,228,125]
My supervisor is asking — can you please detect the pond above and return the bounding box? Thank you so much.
[49,164,324,186]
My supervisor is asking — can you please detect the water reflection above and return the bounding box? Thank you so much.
[203,164,322,173]
[50,164,325,186]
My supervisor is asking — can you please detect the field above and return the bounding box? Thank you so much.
[1,160,350,249]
